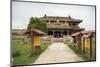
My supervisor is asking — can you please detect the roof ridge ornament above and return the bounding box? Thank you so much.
[68,15,71,19]
[44,14,47,17]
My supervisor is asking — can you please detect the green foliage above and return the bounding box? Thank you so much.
[68,45,81,54]
[92,38,96,61]
[29,43,49,57]
[29,50,42,57]
[27,17,47,33]
[67,42,88,61]
[12,39,49,65]
[12,50,21,57]
[66,40,96,61]
[41,43,49,51]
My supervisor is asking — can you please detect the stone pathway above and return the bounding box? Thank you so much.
[34,42,83,64]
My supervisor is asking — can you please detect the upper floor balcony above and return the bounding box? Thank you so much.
[47,23,80,29]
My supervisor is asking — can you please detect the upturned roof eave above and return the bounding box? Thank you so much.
[40,16,82,23]
[25,28,46,35]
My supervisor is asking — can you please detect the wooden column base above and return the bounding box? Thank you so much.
[35,46,41,51]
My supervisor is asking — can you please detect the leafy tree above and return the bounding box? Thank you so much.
[27,17,47,33]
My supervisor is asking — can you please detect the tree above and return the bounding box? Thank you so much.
[27,17,47,33]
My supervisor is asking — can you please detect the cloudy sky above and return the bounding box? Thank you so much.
[12,1,95,30]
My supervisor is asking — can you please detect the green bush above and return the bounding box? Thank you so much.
[29,50,41,57]
[69,44,81,53]
[67,42,94,61]
[12,50,21,57]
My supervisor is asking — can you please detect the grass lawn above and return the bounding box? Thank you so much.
[67,43,88,61]
[65,38,96,61]
[91,38,96,61]
[12,40,49,65]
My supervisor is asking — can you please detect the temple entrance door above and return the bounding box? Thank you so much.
[54,31,61,38]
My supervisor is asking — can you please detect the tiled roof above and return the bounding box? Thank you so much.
[71,30,95,37]
[47,24,84,30]
[12,29,27,35]
[32,28,46,35]
[71,32,82,36]
[40,16,82,22]
[25,28,46,35]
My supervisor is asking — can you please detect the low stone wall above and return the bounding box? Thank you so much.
[41,35,53,44]
[24,35,74,45]
[41,35,73,43]
[63,36,73,43]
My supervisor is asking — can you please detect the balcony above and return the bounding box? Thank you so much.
[47,24,70,29]
[70,26,80,29]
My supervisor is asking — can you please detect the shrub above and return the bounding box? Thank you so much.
[12,50,21,57]
[29,50,42,57]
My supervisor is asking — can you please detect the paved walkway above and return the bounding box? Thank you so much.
[34,42,83,64]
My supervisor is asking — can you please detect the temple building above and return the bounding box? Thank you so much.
[40,14,84,38]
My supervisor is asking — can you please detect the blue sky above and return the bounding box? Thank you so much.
[12,1,95,30]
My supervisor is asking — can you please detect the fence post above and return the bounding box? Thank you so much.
[31,28,35,52]
[89,35,92,61]
[83,37,85,54]
[79,34,82,52]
